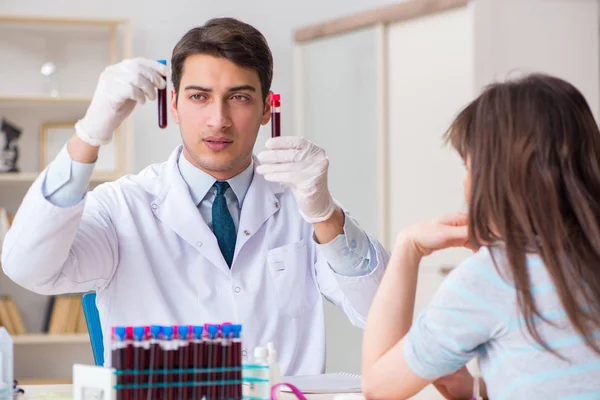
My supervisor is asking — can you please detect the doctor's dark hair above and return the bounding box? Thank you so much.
[171,18,273,102]
[445,73,600,357]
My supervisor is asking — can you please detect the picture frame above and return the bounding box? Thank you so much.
[40,122,121,176]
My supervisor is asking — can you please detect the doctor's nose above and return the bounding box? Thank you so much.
[206,103,232,132]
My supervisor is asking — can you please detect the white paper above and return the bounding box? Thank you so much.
[280,373,361,394]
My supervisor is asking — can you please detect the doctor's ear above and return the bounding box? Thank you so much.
[261,93,272,126]
[171,89,180,124]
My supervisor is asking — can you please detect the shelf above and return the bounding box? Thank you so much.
[0,95,92,109]
[0,15,127,28]
[0,172,120,184]
[0,95,92,103]
[13,333,90,345]
[17,378,72,385]
[0,173,39,182]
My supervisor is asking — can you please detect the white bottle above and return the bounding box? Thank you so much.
[251,346,270,399]
[0,327,13,400]
[267,342,281,396]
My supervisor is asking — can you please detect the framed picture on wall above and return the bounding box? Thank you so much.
[40,122,120,175]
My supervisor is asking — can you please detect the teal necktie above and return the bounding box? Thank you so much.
[212,181,236,268]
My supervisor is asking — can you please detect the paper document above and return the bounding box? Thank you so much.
[280,372,362,393]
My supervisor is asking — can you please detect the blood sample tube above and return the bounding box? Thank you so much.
[231,325,243,400]
[206,324,219,400]
[148,325,163,400]
[221,324,233,400]
[132,326,146,400]
[162,326,176,400]
[271,93,280,138]
[192,325,204,400]
[125,326,134,400]
[112,326,127,400]
[177,325,190,400]
[157,59,168,129]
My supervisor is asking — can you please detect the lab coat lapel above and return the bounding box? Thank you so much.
[150,148,230,274]
[235,159,285,259]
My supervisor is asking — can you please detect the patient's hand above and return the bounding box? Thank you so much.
[397,212,473,258]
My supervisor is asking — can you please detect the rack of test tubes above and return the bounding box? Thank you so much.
[72,323,273,400]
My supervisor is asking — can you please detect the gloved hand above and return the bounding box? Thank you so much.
[75,58,167,146]
[256,137,338,223]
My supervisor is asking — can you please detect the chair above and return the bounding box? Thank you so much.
[81,292,104,366]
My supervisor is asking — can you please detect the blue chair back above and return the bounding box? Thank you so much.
[82,292,104,366]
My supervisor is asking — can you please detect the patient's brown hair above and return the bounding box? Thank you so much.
[445,73,600,356]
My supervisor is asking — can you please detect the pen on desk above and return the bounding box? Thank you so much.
[271,93,281,138]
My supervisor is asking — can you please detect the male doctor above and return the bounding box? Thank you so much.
[2,18,389,375]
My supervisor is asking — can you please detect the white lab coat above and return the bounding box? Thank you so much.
[2,146,389,375]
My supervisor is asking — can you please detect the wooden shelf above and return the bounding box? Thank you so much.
[0,173,40,182]
[0,172,120,184]
[0,15,127,28]
[18,378,72,385]
[0,13,131,383]
[0,95,92,109]
[13,333,90,345]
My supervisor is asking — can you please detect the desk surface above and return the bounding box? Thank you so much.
[22,384,352,400]
[22,384,444,400]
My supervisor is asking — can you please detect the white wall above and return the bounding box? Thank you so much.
[0,0,404,379]
[297,25,384,374]
[385,3,476,317]
[2,0,599,384]
[0,0,404,171]
[473,0,600,119]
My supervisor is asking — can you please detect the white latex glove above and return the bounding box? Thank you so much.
[256,137,338,223]
[75,58,167,146]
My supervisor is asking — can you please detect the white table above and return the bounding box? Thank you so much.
[22,384,348,399]
[21,384,444,400]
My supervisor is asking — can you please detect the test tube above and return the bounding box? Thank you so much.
[157,59,168,129]
[207,324,220,400]
[142,326,151,400]
[221,325,233,400]
[111,327,127,400]
[271,93,281,138]
[177,325,190,400]
[132,327,145,400]
[231,325,242,400]
[192,325,204,400]
[148,325,163,400]
[125,326,134,400]
[162,326,176,400]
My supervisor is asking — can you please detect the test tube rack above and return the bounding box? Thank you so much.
[86,323,273,400]
[72,362,271,400]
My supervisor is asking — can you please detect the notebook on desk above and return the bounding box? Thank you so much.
[281,372,362,394]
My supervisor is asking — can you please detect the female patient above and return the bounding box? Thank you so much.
[362,74,600,399]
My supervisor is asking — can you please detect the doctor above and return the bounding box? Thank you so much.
[2,17,389,375]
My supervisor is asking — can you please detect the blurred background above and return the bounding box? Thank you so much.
[0,0,597,392]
